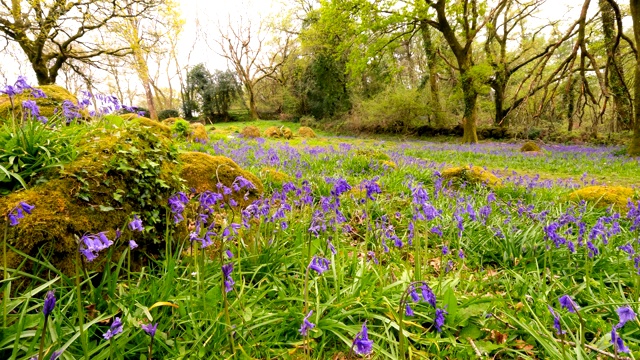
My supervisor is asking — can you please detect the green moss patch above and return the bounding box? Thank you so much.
[568,186,635,209]
[441,165,502,188]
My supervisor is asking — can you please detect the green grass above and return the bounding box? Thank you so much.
[2,118,640,359]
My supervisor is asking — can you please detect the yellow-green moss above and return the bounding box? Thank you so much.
[260,167,292,187]
[241,126,261,138]
[161,117,185,126]
[119,113,140,121]
[380,160,397,169]
[520,141,541,152]
[568,186,635,209]
[298,126,317,138]
[188,123,209,143]
[0,123,183,278]
[130,117,172,136]
[355,148,391,161]
[264,126,282,138]
[441,165,502,188]
[178,152,263,205]
[0,85,79,121]
[282,127,293,139]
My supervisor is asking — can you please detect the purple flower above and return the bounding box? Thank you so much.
[616,306,636,328]
[353,321,374,355]
[327,240,337,255]
[299,310,315,336]
[128,215,143,232]
[49,350,63,360]
[421,282,436,308]
[441,245,449,255]
[458,249,465,259]
[43,290,56,317]
[129,240,138,250]
[79,232,113,262]
[141,322,158,337]
[559,295,578,313]
[225,249,234,259]
[309,256,330,275]
[103,317,124,340]
[20,202,35,214]
[548,306,565,335]
[222,263,234,293]
[405,304,415,317]
[611,327,630,353]
[22,100,41,118]
[430,226,442,237]
[434,308,447,332]
[409,286,420,302]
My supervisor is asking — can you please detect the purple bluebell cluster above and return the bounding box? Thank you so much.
[141,322,159,337]
[7,201,35,226]
[103,317,124,340]
[43,290,56,317]
[79,232,113,262]
[309,256,330,275]
[299,310,315,336]
[222,263,235,293]
[352,321,373,356]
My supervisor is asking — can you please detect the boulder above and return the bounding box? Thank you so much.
[188,123,209,143]
[0,85,79,121]
[241,126,261,138]
[282,127,293,139]
[441,165,502,188]
[298,126,317,138]
[264,126,282,138]
[568,186,635,209]
[520,141,541,152]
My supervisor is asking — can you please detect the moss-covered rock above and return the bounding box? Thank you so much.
[380,160,397,169]
[441,165,502,188]
[0,85,79,121]
[188,123,209,143]
[178,152,263,205]
[260,167,292,187]
[161,117,184,126]
[282,127,293,139]
[264,126,282,138]
[0,122,184,277]
[130,117,172,136]
[241,126,261,138]
[298,126,317,138]
[355,148,391,161]
[568,186,635,209]
[520,141,541,152]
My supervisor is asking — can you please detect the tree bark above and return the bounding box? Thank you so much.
[601,0,632,131]
[461,71,479,143]
[630,0,640,155]
[420,20,445,126]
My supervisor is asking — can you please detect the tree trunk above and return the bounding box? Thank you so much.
[247,83,259,119]
[601,0,633,131]
[492,76,508,127]
[630,0,640,156]
[461,72,479,143]
[420,21,445,126]
[31,60,57,85]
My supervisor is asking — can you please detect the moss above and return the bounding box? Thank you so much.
[260,167,292,187]
[355,148,391,161]
[130,117,172,136]
[380,160,397,169]
[162,117,184,126]
[119,113,140,121]
[441,165,502,188]
[298,126,317,138]
[178,152,263,205]
[0,85,79,121]
[0,122,184,278]
[520,141,541,152]
[241,126,261,138]
[188,123,209,143]
[264,126,282,138]
[568,186,635,209]
[282,127,293,139]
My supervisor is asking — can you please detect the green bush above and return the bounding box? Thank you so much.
[172,118,191,138]
[347,87,429,133]
[158,109,180,121]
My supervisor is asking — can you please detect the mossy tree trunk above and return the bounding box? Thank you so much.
[601,0,632,131]
[461,70,479,143]
[630,0,640,156]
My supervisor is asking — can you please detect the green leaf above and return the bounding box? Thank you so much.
[99,205,115,212]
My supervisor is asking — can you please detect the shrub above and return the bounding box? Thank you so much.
[172,119,191,138]
[158,109,180,121]
[300,116,316,127]
[347,88,429,134]
[520,141,541,152]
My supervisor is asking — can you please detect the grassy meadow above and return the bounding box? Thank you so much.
[2,114,640,360]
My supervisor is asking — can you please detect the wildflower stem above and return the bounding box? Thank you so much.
[221,249,235,355]
[148,336,155,360]
[75,250,88,357]
[38,315,48,360]
[2,220,8,328]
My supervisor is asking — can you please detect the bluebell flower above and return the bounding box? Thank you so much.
[327,240,337,255]
[79,232,113,262]
[616,306,636,328]
[299,310,315,336]
[222,263,234,293]
[611,327,630,353]
[225,249,234,259]
[353,321,373,355]
[129,240,138,250]
[421,282,436,308]
[547,306,565,335]
[409,286,420,303]
[309,256,330,275]
[441,245,449,255]
[128,215,143,232]
[458,249,465,259]
[43,290,56,317]
[405,304,415,317]
[49,350,63,360]
[103,317,123,340]
[434,308,447,332]
[141,323,158,337]
[559,295,578,313]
